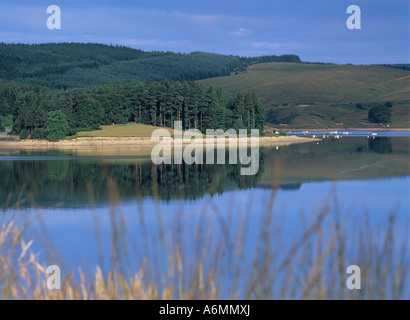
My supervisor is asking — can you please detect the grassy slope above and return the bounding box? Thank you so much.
[269,99,410,129]
[198,63,410,105]
[198,63,410,128]
[76,123,174,137]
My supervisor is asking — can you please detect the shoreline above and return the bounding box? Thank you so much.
[0,136,318,151]
[279,127,410,132]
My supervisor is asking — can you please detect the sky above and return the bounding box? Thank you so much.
[0,0,409,64]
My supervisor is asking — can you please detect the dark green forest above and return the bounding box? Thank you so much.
[0,80,265,139]
[0,43,301,88]
[0,42,300,138]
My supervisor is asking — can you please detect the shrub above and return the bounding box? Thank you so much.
[31,128,45,140]
[385,102,393,108]
[19,129,29,139]
[266,109,279,124]
[279,132,287,136]
[368,105,391,123]
[0,115,12,130]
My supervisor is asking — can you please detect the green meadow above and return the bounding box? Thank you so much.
[199,63,410,128]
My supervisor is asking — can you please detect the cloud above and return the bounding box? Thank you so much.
[121,38,199,50]
[250,42,281,49]
[250,41,307,50]
[173,11,224,23]
[172,10,268,25]
[230,28,250,37]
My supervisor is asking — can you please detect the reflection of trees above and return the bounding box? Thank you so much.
[0,150,265,207]
[46,160,69,181]
[368,137,393,154]
[280,183,302,191]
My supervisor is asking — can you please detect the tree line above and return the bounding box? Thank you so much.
[0,80,265,140]
[0,43,301,88]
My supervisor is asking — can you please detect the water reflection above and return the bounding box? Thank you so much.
[0,149,266,207]
[368,137,393,154]
[0,137,409,208]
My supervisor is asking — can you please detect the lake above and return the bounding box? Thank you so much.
[1,135,409,298]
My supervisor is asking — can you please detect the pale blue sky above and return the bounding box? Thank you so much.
[0,0,409,64]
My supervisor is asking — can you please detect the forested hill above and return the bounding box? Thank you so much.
[0,43,301,88]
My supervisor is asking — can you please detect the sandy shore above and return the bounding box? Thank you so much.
[0,136,317,152]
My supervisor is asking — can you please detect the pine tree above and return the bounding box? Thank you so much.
[252,93,265,132]
[45,110,69,141]
[73,94,103,130]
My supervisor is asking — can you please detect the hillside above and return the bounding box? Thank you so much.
[1,43,408,129]
[198,63,410,128]
[198,63,410,105]
[0,43,300,88]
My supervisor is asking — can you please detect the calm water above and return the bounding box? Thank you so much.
[1,136,409,296]
[287,130,410,138]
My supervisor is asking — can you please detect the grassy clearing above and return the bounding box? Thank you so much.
[0,167,408,300]
[76,123,174,138]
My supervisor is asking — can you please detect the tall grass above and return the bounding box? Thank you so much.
[0,163,409,300]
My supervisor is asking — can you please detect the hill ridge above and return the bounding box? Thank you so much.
[0,42,300,88]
